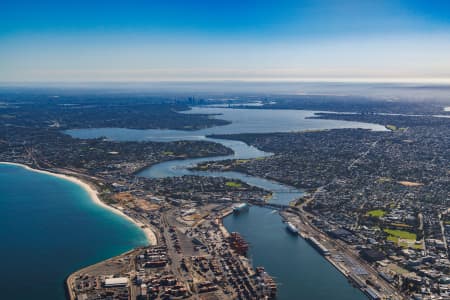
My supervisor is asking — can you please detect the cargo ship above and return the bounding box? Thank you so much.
[286,222,298,235]
[228,232,249,255]
[255,266,277,299]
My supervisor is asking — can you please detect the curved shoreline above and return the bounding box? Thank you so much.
[0,162,157,246]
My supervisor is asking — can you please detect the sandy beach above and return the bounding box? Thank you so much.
[0,162,157,246]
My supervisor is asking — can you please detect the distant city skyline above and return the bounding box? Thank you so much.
[1,0,450,82]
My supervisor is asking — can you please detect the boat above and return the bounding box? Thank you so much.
[233,203,249,213]
[286,222,298,234]
[228,232,249,255]
[306,236,330,256]
[255,267,277,299]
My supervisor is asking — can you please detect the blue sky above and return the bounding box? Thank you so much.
[1,0,450,82]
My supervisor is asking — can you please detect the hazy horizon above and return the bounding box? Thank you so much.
[2,0,450,82]
[1,81,450,104]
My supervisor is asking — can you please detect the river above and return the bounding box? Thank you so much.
[67,107,387,299]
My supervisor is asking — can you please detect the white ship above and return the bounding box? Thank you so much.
[233,203,249,213]
[286,222,298,234]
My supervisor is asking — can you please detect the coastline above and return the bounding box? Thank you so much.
[0,161,157,246]
[65,247,141,300]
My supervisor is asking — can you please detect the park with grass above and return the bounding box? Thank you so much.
[384,229,423,249]
[225,181,243,188]
[366,209,386,218]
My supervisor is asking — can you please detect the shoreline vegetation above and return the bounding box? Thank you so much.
[0,161,157,246]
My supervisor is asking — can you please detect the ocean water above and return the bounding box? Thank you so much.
[0,164,147,300]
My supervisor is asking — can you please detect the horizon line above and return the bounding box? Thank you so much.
[2,77,450,86]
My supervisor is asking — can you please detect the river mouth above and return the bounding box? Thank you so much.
[65,106,385,299]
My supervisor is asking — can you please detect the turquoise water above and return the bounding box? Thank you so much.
[0,164,147,300]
